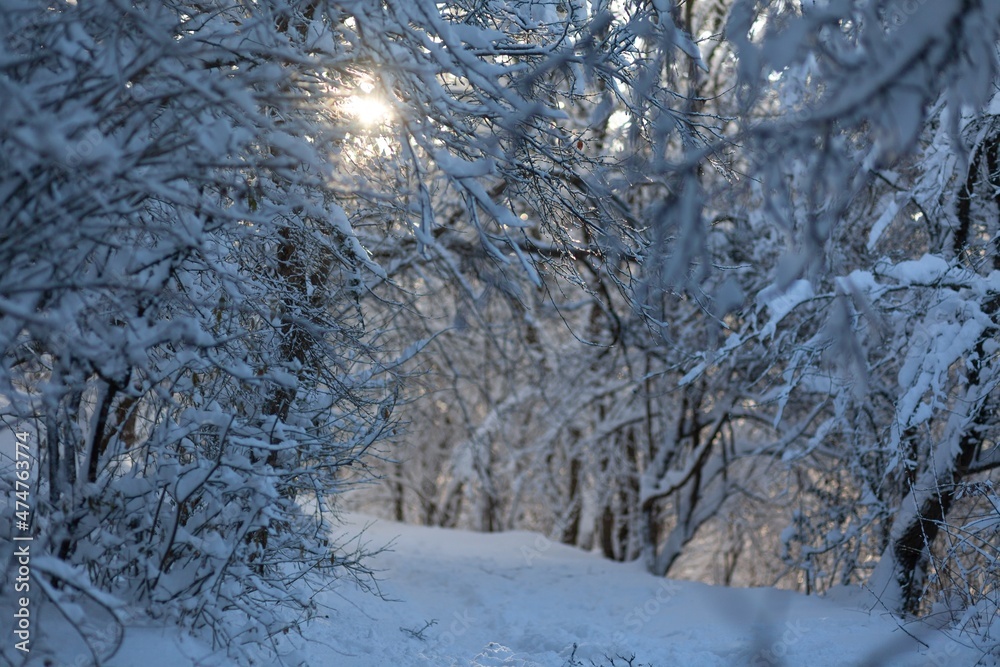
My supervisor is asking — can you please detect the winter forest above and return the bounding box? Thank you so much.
[2,0,1000,665]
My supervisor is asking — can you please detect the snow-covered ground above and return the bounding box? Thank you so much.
[30,513,976,666]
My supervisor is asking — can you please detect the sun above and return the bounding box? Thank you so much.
[343,82,391,127]
[344,96,390,126]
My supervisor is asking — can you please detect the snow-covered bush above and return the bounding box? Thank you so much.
[0,0,395,660]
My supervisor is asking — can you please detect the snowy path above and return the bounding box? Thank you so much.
[294,515,962,666]
[32,511,970,666]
